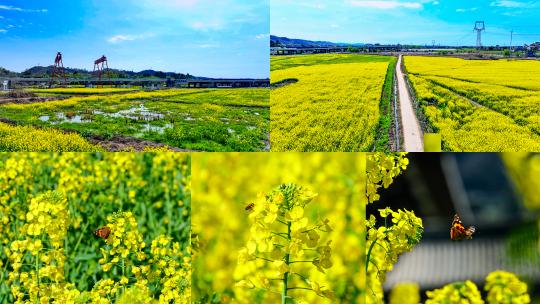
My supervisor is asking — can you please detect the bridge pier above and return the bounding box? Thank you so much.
[2,80,11,91]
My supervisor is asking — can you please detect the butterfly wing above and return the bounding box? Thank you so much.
[450,224,465,241]
[465,226,476,239]
[94,226,111,239]
[450,214,466,241]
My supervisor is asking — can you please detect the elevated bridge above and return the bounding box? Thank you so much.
[186,78,269,88]
[270,45,405,55]
[0,77,270,89]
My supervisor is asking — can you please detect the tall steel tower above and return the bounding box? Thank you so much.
[474,21,485,49]
[49,52,66,88]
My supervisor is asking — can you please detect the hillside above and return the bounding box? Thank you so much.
[270,35,364,48]
[1,66,195,79]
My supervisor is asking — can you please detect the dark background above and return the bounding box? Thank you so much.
[367,153,540,300]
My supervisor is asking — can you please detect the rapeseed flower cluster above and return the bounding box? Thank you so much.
[7,191,81,303]
[0,156,33,244]
[0,122,101,152]
[148,235,192,304]
[485,270,531,304]
[0,153,191,303]
[93,213,192,304]
[235,183,334,304]
[426,281,484,304]
[98,211,146,273]
[192,153,364,303]
[366,153,409,203]
[365,153,424,304]
[389,282,420,304]
[366,208,423,303]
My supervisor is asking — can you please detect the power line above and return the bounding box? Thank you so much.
[455,32,473,46]
[513,33,540,36]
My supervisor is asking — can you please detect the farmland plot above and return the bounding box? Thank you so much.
[0,88,269,152]
[405,56,540,151]
[271,54,394,151]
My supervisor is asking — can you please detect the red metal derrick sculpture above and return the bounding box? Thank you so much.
[93,55,110,87]
[49,52,66,88]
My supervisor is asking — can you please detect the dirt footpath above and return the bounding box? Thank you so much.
[396,55,424,152]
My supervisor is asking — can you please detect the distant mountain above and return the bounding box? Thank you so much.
[270,35,365,48]
[2,66,195,80]
[0,67,18,77]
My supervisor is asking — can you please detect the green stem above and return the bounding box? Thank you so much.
[121,256,126,297]
[272,232,289,240]
[254,256,274,262]
[282,221,291,304]
[166,191,172,235]
[71,222,90,256]
[0,258,9,285]
[277,219,288,225]
[35,250,40,303]
[291,272,309,282]
[365,239,378,272]
[287,287,313,291]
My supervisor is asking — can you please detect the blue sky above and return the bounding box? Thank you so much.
[0,0,269,78]
[271,0,540,46]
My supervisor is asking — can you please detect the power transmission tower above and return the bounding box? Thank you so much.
[474,21,485,49]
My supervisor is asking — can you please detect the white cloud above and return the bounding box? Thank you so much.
[330,24,340,28]
[348,1,423,9]
[150,0,202,8]
[108,35,136,43]
[0,29,6,33]
[171,0,201,7]
[190,20,222,30]
[107,33,153,44]
[191,21,206,29]
[490,1,531,8]
[0,5,47,12]
[300,2,326,9]
[198,43,219,48]
[456,7,478,12]
[255,34,269,39]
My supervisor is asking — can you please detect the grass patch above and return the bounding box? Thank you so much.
[373,56,397,151]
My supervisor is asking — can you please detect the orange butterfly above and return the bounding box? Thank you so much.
[93,226,111,240]
[450,214,475,241]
